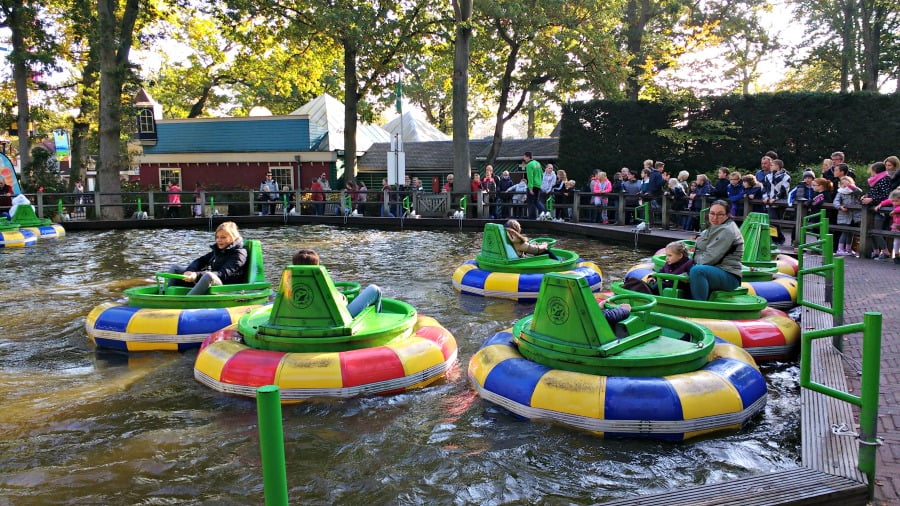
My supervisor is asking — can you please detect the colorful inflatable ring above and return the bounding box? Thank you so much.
[468,330,766,441]
[626,262,797,309]
[593,292,798,361]
[0,228,37,247]
[86,302,264,351]
[194,314,458,400]
[20,224,65,239]
[452,260,603,302]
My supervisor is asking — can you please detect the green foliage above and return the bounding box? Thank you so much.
[21,147,66,193]
[560,92,900,177]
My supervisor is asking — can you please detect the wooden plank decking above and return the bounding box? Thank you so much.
[606,255,868,505]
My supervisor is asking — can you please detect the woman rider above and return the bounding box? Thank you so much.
[689,200,744,300]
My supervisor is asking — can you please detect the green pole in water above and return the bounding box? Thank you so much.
[256,385,288,506]
[210,196,214,215]
[344,195,352,214]
[57,199,63,217]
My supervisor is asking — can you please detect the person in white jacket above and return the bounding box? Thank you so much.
[763,159,791,244]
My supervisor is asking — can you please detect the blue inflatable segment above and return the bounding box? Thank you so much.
[704,358,767,408]
[93,305,141,332]
[484,357,550,407]
[177,308,235,335]
[604,376,683,421]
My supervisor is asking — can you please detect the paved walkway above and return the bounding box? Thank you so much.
[834,255,900,505]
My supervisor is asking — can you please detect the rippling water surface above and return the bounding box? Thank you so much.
[0,225,800,504]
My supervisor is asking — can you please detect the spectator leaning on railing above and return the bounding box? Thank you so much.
[861,161,896,259]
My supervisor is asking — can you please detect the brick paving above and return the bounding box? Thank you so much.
[836,256,900,505]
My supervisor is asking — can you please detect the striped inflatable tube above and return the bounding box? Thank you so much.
[0,228,37,247]
[626,262,797,309]
[21,224,65,240]
[452,260,603,302]
[86,302,263,351]
[468,331,767,441]
[594,290,799,361]
[194,315,458,401]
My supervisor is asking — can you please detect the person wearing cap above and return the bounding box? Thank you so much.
[259,173,279,215]
[789,170,816,206]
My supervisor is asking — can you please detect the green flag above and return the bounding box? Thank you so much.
[395,82,403,114]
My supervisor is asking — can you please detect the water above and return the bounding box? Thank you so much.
[0,226,800,504]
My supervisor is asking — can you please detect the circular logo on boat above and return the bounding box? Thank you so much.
[546,296,569,325]
[293,283,313,308]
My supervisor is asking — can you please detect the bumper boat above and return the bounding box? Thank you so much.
[3,195,65,240]
[452,223,602,302]
[635,213,798,308]
[605,269,799,361]
[469,273,767,440]
[194,264,458,401]
[86,240,272,351]
[0,222,37,247]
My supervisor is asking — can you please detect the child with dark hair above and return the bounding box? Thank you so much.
[291,248,382,316]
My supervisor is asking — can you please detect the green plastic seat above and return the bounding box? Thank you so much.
[479,222,523,263]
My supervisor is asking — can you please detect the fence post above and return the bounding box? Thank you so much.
[831,256,845,350]
[859,312,882,500]
[148,191,155,218]
[858,206,871,258]
[93,191,101,218]
[36,190,45,218]
[256,385,288,506]
[572,191,580,222]
[617,191,626,225]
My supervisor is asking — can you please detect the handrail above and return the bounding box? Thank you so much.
[799,312,883,499]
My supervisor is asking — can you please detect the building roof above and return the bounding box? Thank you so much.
[358,140,492,172]
[142,116,325,154]
[382,112,450,142]
[473,137,559,162]
[290,94,391,152]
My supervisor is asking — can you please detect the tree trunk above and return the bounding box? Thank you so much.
[70,59,99,186]
[97,0,140,219]
[623,0,651,101]
[858,0,882,91]
[343,41,359,179]
[484,31,521,170]
[9,0,31,172]
[838,0,856,93]
[451,0,472,192]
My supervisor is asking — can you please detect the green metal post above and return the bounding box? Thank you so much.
[402,196,410,213]
[546,195,554,212]
[344,195,352,215]
[831,256,845,350]
[210,196,215,216]
[256,385,288,506]
[137,198,143,214]
[459,196,467,213]
[859,312,882,499]
[57,199,64,218]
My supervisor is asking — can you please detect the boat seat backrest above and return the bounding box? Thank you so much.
[243,239,266,283]
[740,212,772,263]
[479,223,520,263]
[530,273,618,347]
[264,265,352,329]
[10,202,39,223]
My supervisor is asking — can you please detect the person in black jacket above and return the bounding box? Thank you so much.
[168,221,247,295]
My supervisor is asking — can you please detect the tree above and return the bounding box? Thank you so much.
[451,0,473,193]
[97,0,141,219]
[0,0,59,174]
[226,0,445,178]
[475,0,624,167]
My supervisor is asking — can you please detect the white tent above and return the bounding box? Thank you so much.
[291,94,391,152]
[382,112,450,142]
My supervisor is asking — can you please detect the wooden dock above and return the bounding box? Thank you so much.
[606,255,869,505]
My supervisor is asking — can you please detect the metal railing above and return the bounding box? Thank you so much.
[799,313,883,499]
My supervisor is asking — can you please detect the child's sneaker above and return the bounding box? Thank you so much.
[835,249,847,256]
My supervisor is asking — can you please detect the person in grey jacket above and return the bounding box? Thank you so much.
[689,200,744,300]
